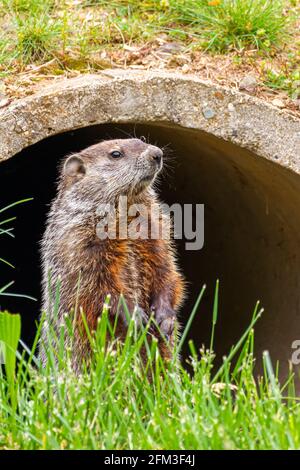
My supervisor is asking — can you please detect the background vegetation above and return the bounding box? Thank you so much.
[1,286,300,450]
[0,0,299,110]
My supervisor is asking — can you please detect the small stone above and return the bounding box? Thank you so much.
[0,93,9,109]
[181,64,190,74]
[272,98,285,108]
[157,42,184,55]
[202,105,215,119]
[228,103,235,112]
[292,99,300,110]
[239,75,257,93]
[214,91,224,100]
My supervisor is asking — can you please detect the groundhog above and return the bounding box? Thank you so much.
[39,138,184,369]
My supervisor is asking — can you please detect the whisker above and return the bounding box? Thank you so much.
[113,127,135,139]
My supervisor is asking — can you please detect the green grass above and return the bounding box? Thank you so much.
[1,0,61,64]
[0,0,296,73]
[1,0,298,104]
[15,11,61,62]
[263,68,300,99]
[170,0,288,51]
[0,199,36,302]
[1,284,300,450]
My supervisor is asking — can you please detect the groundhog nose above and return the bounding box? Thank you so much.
[151,150,163,165]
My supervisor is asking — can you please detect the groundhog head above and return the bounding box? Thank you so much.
[61,138,163,200]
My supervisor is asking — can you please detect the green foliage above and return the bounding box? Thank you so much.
[263,68,300,99]
[2,0,54,14]
[87,0,289,51]
[0,311,21,415]
[0,199,36,301]
[172,0,288,51]
[1,0,61,62]
[15,13,61,62]
[0,199,31,269]
[0,0,294,71]
[0,287,300,450]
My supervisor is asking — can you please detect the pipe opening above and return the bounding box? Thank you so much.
[1,122,300,380]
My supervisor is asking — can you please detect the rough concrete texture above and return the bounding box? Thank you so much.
[0,69,299,170]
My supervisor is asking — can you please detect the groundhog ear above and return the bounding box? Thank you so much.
[64,155,86,178]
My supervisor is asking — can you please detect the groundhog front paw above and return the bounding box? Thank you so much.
[157,316,176,341]
[151,304,176,341]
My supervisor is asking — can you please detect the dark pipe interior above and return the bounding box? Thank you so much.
[1,122,300,380]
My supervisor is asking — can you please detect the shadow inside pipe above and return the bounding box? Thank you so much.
[1,122,300,382]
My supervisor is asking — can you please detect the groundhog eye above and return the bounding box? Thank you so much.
[110,150,123,159]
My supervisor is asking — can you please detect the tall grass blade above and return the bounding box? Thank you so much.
[210,278,219,352]
[176,284,206,354]
[0,311,21,414]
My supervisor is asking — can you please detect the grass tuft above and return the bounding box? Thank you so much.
[1,288,300,449]
[15,13,61,62]
[0,0,296,73]
[170,0,288,51]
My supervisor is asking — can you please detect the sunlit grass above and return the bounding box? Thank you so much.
[0,0,296,73]
[1,283,300,450]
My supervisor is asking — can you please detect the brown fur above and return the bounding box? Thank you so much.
[39,138,184,368]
